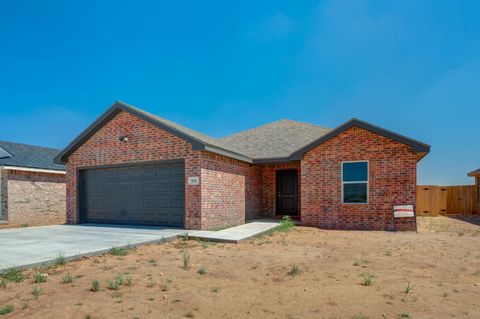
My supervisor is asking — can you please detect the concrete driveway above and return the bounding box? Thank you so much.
[0,224,185,271]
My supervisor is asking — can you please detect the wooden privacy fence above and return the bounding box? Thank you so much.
[417,185,477,216]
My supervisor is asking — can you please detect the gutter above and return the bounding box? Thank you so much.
[0,166,66,175]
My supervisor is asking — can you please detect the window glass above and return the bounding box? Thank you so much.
[342,162,368,203]
[343,183,367,203]
[342,162,368,182]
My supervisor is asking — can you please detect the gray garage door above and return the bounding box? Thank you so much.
[82,162,184,227]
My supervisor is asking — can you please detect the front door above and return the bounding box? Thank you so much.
[276,169,298,216]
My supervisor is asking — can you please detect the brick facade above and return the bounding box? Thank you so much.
[1,169,66,226]
[65,111,264,230]
[64,110,419,231]
[301,126,417,231]
[200,153,263,229]
[262,162,301,218]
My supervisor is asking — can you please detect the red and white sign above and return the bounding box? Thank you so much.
[393,205,415,218]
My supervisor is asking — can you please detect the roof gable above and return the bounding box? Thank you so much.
[54,101,252,164]
[56,102,430,164]
[0,145,12,159]
[287,118,430,162]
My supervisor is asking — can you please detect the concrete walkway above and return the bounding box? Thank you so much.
[0,221,279,271]
[0,224,184,271]
[188,220,279,243]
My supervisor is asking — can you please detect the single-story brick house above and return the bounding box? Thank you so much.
[55,101,430,231]
[468,168,480,214]
[0,141,66,226]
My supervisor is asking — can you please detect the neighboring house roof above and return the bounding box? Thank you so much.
[468,168,480,177]
[0,141,65,171]
[55,101,431,164]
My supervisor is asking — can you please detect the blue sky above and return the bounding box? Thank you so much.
[1,0,479,185]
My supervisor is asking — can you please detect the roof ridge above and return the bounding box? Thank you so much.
[0,140,61,152]
[115,101,250,157]
[218,118,330,140]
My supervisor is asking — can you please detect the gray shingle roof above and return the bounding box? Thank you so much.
[55,101,430,164]
[217,119,332,159]
[0,141,65,171]
[124,103,247,155]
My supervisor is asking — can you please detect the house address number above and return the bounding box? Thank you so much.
[188,176,200,185]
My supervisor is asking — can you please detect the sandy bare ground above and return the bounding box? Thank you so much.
[1,216,480,319]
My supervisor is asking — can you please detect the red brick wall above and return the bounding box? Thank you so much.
[65,110,263,230]
[301,126,417,231]
[66,111,201,228]
[200,152,263,229]
[4,169,66,226]
[262,162,301,218]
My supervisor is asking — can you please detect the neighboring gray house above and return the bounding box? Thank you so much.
[0,141,66,226]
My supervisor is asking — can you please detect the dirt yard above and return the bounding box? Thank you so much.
[1,216,480,319]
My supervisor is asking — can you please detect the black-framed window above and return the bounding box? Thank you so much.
[342,161,368,204]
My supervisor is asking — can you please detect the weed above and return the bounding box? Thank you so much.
[197,266,208,275]
[211,287,220,293]
[183,233,189,242]
[385,251,392,256]
[458,231,464,237]
[277,215,295,232]
[398,313,411,318]
[107,280,120,290]
[0,279,7,289]
[21,301,28,309]
[20,223,28,228]
[91,279,100,292]
[55,251,67,266]
[360,273,374,286]
[146,280,156,288]
[34,273,47,283]
[288,264,301,276]
[352,315,368,319]
[111,291,122,298]
[184,311,194,318]
[182,251,191,270]
[31,286,41,299]
[161,280,171,292]
[0,267,25,283]
[157,237,168,245]
[353,259,369,267]
[124,275,133,287]
[148,258,158,266]
[61,273,73,284]
[404,282,415,294]
[109,247,128,256]
[0,304,13,315]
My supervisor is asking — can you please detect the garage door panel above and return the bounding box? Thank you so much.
[170,181,183,191]
[156,198,169,208]
[83,162,184,227]
[156,166,170,175]
[170,164,183,174]
[143,182,156,192]
[170,198,184,208]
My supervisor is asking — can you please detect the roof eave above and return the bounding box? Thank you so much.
[288,118,430,161]
[55,101,253,164]
[468,169,480,177]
